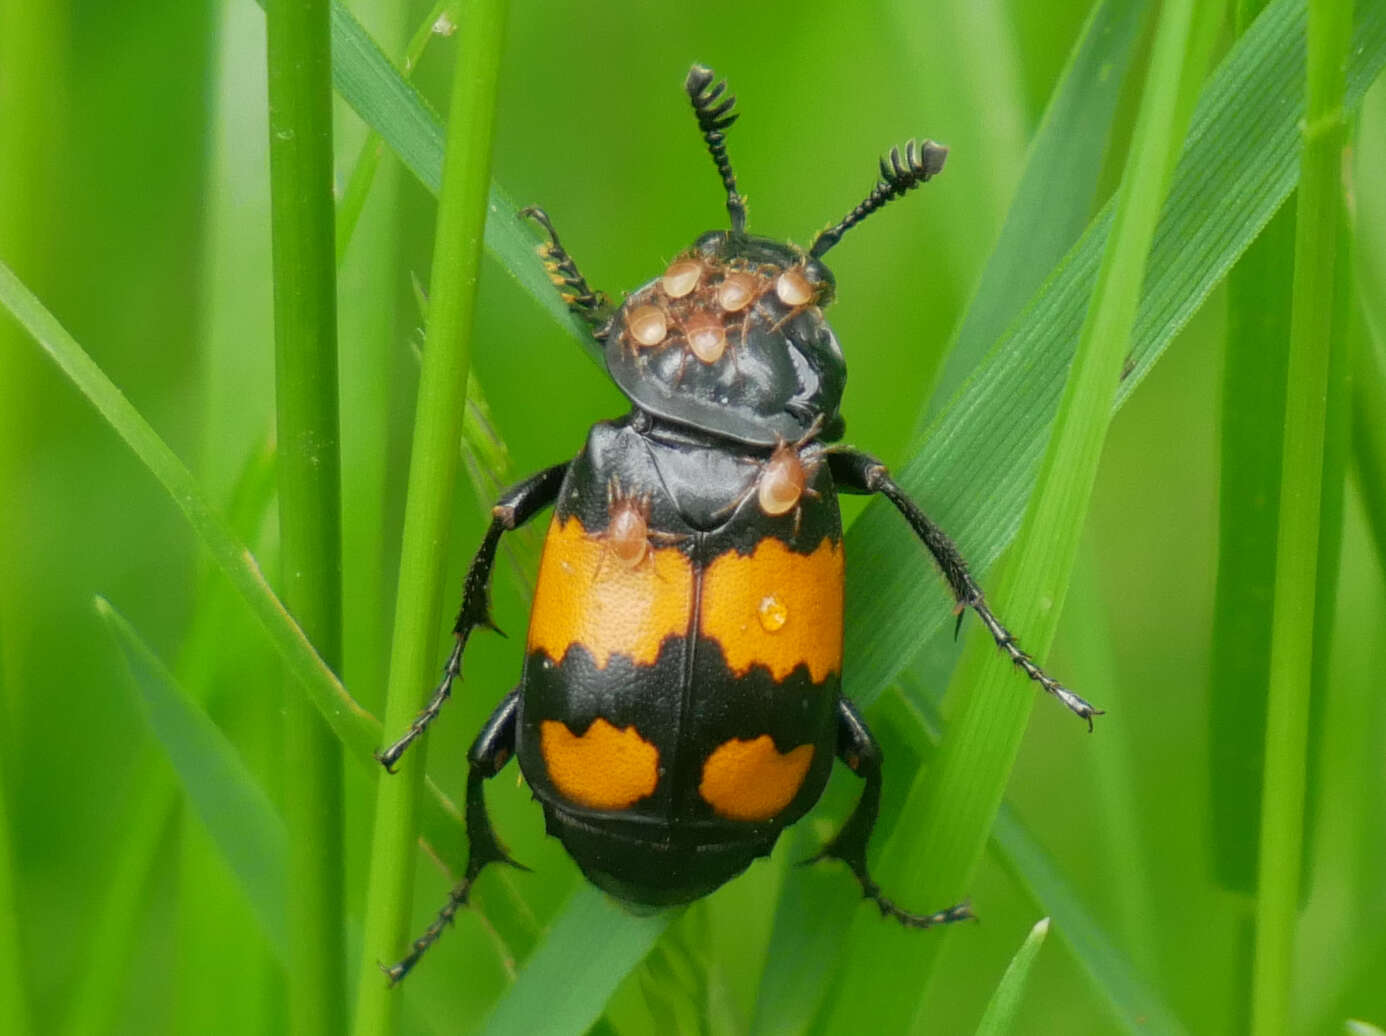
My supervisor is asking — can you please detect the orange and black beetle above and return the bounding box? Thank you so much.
[379,65,1099,982]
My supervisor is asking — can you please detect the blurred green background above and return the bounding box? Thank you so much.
[1,0,1384,1033]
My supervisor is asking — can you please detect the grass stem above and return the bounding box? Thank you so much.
[265,0,348,1029]
[823,0,1206,1028]
[351,1,510,1031]
[1249,0,1352,1030]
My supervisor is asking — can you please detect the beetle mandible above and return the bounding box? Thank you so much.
[378,65,1101,983]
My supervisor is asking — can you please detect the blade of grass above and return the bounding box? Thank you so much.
[974,917,1050,1035]
[885,686,1192,1035]
[1211,0,1295,897]
[319,0,596,359]
[335,0,449,261]
[825,0,1207,1029]
[478,886,671,1036]
[266,0,349,1027]
[0,771,27,1036]
[752,4,1151,1024]
[1351,107,1386,579]
[1354,327,1386,576]
[925,0,1151,414]
[98,596,290,959]
[0,260,475,889]
[843,0,1386,711]
[351,1,509,1031]
[1209,195,1292,897]
[1250,0,1352,1030]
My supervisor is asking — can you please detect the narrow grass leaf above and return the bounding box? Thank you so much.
[974,917,1050,1036]
[828,0,1207,1027]
[1250,0,1352,1030]
[317,0,597,359]
[843,0,1386,710]
[0,772,28,1036]
[479,886,671,1036]
[1209,202,1293,894]
[1353,328,1386,575]
[334,0,448,259]
[926,0,1151,413]
[1351,119,1386,577]
[752,5,1150,1024]
[0,258,473,886]
[889,687,1192,1036]
[98,597,289,958]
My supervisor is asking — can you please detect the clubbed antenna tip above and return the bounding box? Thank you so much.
[685,64,748,233]
[810,139,948,258]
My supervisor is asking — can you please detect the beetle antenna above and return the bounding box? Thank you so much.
[685,65,747,234]
[809,139,947,258]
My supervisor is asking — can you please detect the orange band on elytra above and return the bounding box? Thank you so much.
[527,515,694,668]
[699,537,843,683]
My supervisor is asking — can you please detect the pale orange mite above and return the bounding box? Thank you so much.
[661,258,702,298]
[683,311,728,364]
[628,303,668,347]
[757,443,805,516]
[775,267,814,307]
[716,271,757,312]
[606,500,650,568]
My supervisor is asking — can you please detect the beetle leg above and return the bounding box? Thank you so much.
[809,698,973,929]
[826,449,1102,729]
[377,463,569,772]
[519,206,613,334]
[382,690,526,986]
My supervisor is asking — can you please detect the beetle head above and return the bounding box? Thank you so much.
[602,66,945,448]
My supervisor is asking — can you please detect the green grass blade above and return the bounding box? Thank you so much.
[825,0,1208,1028]
[265,0,349,1025]
[0,769,28,1036]
[1354,329,1386,574]
[926,0,1151,413]
[886,688,1192,1035]
[1250,0,1353,1030]
[1210,199,1292,895]
[320,0,595,360]
[974,917,1050,1035]
[751,6,1149,1024]
[0,256,474,879]
[1351,111,1386,578]
[479,886,671,1036]
[334,0,447,260]
[843,0,1386,710]
[351,1,509,1030]
[98,597,289,958]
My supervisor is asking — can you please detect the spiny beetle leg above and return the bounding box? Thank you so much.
[807,698,973,929]
[383,690,526,986]
[377,463,568,772]
[826,448,1103,729]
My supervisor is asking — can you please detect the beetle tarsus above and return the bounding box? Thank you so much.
[385,694,524,985]
[809,698,974,931]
